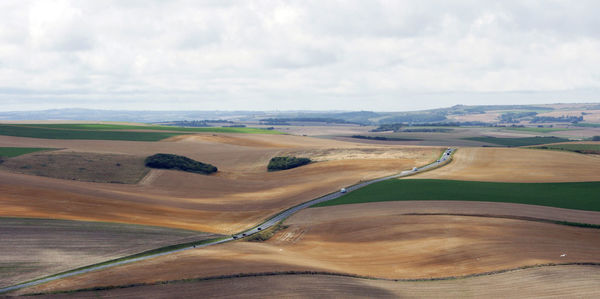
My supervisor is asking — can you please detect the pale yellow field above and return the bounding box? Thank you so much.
[413,147,600,182]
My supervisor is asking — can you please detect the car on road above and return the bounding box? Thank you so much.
[340,188,347,193]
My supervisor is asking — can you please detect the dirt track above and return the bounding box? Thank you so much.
[413,147,600,182]
[18,203,600,295]
[27,265,600,299]
[0,134,440,233]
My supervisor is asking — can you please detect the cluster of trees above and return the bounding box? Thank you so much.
[267,156,311,171]
[164,120,235,127]
[351,135,421,141]
[531,116,583,123]
[371,121,493,132]
[145,153,217,174]
[260,118,360,125]
[499,112,537,123]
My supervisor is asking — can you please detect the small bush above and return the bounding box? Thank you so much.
[145,153,217,174]
[268,156,311,171]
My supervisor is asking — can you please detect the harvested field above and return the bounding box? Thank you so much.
[18,204,600,294]
[0,217,217,288]
[0,134,440,233]
[0,152,149,184]
[414,147,600,182]
[25,265,600,299]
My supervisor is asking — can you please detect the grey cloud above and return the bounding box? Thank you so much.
[0,0,598,111]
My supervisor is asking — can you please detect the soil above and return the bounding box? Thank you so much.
[17,205,600,294]
[25,265,600,299]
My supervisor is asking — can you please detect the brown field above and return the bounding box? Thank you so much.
[0,217,218,288]
[17,203,600,295]
[446,111,502,123]
[0,134,440,233]
[413,147,600,182]
[26,265,600,299]
[0,151,149,184]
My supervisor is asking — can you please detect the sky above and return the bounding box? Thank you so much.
[1,0,599,112]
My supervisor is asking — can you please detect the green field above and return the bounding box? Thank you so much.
[0,125,184,141]
[504,127,569,133]
[574,123,600,128]
[20,124,284,134]
[0,147,53,158]
[464,136,569,146]
[314,179,600,212]
[530,143,600,155]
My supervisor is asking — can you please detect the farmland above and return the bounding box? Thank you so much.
[27,266,600,299]
[0,147,53,158]
[0,133,441,233]
[0,124,184,141]
[16,204,600,295]
[314,179,600,212]
[0,152,149,184]
[0,217,217,288]
[413,147,600,182]
[2,105,600,297]
[17,123,284,134]
[530,142,600,155]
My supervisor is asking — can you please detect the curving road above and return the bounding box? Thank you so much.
[0,148,455,294]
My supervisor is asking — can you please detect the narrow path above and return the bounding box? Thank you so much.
[0,148,455,294]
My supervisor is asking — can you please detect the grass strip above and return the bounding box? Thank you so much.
[464,136,570,146]
[504,127,570,133]
[0,147,54,158]
[529,143,600,155]
[314,179,600,212]
[0,125,184,141]
[19,123,284,134]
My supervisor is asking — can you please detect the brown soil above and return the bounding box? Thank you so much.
[26,265,600,299]
[0,134,440,233]
[413,147,600,182]
[0,217,218,288]
[19,204,600,294]
[0,151,149,184]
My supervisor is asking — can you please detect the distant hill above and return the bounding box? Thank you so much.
[1,104,598,126]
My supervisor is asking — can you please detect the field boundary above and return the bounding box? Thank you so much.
[22,263,600,296]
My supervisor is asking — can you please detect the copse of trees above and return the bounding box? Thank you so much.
[268,156,311,171]
[145,153,217,174]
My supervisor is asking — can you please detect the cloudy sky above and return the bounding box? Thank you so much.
[1,0,599,111]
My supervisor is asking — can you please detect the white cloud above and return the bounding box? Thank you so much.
[0,0,599,111]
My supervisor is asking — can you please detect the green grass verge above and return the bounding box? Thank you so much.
[504,127,570,133]
[464,136,569,146]
[313,179,600,212]
[529,143,600,155]
[244,221,288,242]
[20,124,284,134]
[0,147,54,158]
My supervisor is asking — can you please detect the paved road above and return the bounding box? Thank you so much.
[0,148,455,294]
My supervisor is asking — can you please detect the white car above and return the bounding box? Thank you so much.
[340,188,347,193]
